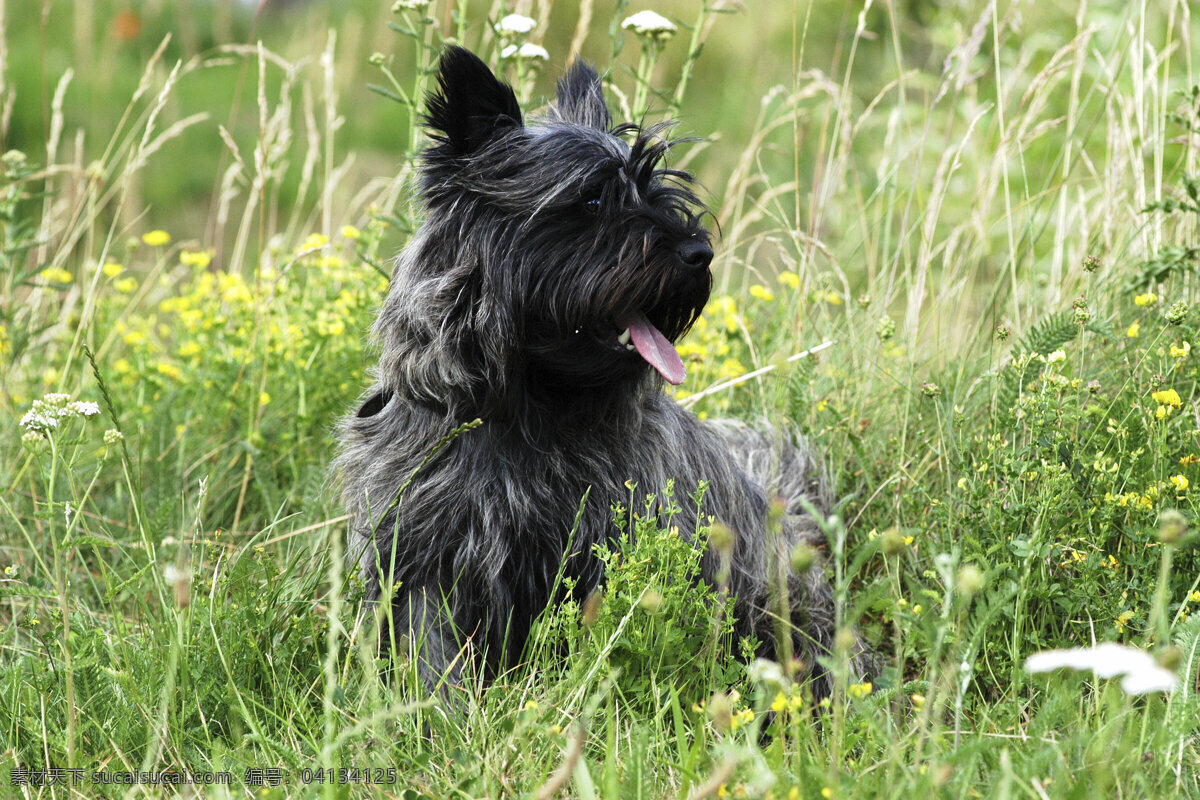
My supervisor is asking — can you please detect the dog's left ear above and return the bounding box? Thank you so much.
[552,61,612,130]
[424,45,524,157]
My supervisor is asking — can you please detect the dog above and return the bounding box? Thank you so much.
[337,46,862,701]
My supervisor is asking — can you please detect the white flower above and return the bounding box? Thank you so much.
[621,10,677,38]
[391,0,431,10]
[20,394,102,433]
[1025,642,1179,695]
[500,43,549,61]
[1046,349,1066,364]
[497,13,537,35]
[746,658,785,687]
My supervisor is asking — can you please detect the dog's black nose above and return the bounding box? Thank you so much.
[677,239,713,271]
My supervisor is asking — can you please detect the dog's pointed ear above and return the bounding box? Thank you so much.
[424,46,523,156]
[553,61,611,130]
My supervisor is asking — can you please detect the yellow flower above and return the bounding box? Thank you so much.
[749,284,775,302]
[180,250,212,269]
[102,261,124,277]
[259,391,271,406]
[1135,292,1157,307]
[1046,349,1066,363]
[911,693,926,711]
[155,361,183,380]
[957,477,968,490]
[1126,322,1140,338]
[778,270,800,289]
[1171,341,1190,359]
[114,277,138,293]
[178,342,201,358]
[824,291,843,305]
[1115,609,1135,633]
[522,699,538,711]
[1171,474,1189,492]
[789,789,800,800]
[771,692,788,713]
[1189,591,1200,603]
[821,788,834,799]
[142,229,171,247]
[341,224,362,240]
[848,681,873,698]
[39,266,73,284]
[113,358,132,374]
[300,232,330,251]
[1153,389,1182,408]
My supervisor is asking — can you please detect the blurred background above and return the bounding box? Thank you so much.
[8,0,1167,268]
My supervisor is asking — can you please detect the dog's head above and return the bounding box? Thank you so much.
[378,47,712,412]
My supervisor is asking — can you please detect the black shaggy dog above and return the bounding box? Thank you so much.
[337,46,865,700]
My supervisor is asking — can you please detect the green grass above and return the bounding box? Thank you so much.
[2,0,1200,797]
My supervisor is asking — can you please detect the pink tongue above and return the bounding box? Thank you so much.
[621,313,686,385]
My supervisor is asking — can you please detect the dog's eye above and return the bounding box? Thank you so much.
[582,196,601,215]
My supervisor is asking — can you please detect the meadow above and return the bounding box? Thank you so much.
[2,0,1199,796]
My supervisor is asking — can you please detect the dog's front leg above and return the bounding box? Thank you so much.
[388,586,468,701]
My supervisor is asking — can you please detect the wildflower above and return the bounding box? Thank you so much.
[995,324,1010,341]
[522,699,538,711]
[824,291,843,305]
[39,266,73,284]
[497,13,537,35]
[920,382,941,398]
[259,391,271,407]
[1115,609,1135,633]
[1135,292,1157,307]
[749,284,775,302]
[911,693,926,711]
[1190,591,1200,603]
[856,293,871,308]
[1170,475,1189,493]
[771,692,788,713]
[142,229,171,247]
[341,224,362,240]
[1083,254,1101,273]
[101,262,124,277]
[299,232,330,252]
[1024,642,1178,695]
[957,564,984,596]
[1071,296,1091,324]
[821,788,834,799]
[1126,322,1140,338]
[1153,388,1182,408]
[729,708,755,730]
[1167,301,1190,325]
[500,43,549,60]
[1046,349,1066,364]
[392,0,431,10]
[103,429,124,446]
[114,277,137,293]
[876,314,896,341]
[155,361,183,381]
[1171,341,1191,359]
[848,682,872,698]
[2,149,27,169]
[20,394,101,434]
[777,270,800,289]
[178,342,201,357]
[1158,509,1187,543]
[180,250,212,269]
[621,10,677,40]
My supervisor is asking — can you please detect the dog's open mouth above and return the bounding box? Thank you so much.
[616,312,686,385]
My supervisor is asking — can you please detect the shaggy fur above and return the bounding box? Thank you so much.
[337,46,859,699]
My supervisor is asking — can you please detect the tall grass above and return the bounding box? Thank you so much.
[1,0,1199,797]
